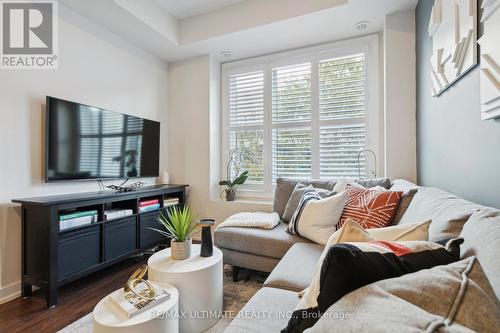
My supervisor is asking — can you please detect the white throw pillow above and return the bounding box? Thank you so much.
[297,218,432,309]
[290,191,348,245]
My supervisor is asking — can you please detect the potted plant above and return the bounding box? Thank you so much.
[150,206,197,260]
[219,149,252,201]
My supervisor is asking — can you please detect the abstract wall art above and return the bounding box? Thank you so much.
[478,0,500,120]
[428,0,478,96]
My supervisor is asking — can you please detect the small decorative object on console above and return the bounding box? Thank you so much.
[199,219,215,257]
[106,180,145,193]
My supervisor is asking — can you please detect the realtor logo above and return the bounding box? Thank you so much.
[1,0,58,69]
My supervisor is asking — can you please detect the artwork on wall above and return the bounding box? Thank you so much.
[428,0,478,96]
[478,0,500,120]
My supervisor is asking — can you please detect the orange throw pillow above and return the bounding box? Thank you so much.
[338,185,403,229]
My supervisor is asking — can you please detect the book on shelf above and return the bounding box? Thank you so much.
[139,203,160,213]
[108,283,170,318]
[104,209,134,220]
[163,198,179,207]
[139,199,159,207]
[59,210,98,221]
[59,214,97,230]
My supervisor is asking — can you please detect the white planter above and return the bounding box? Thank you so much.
[171,239,192,260]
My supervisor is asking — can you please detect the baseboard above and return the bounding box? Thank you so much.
[0,281,21,305]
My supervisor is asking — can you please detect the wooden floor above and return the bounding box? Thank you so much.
[0,255,148,333]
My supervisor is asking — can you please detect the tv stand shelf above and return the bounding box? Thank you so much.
[13,184,187,308]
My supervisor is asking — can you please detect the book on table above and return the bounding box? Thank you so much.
[108,282,170,318]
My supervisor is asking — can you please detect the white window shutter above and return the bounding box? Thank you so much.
[272,63,312,122]
[271,63,312,181]
[228,70,265,184]
[319,54,366,120]
[319,54,367,179]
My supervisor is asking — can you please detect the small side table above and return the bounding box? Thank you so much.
[148,244,223,333]
[93,282,179,333]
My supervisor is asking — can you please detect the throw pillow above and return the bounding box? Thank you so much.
[389,179,419,224]
[283,237,464,333]
[282,183,335,223]
[307,256,500,333]
[287,187,348,245]
[298,219,432,309]
[273,178,336,218]
[337,185,403,229]
[332,178,392,193]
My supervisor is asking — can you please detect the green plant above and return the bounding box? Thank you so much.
[150,206,197,242]
[219,170,249,188]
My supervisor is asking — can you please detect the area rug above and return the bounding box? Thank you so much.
[58,265,266,333]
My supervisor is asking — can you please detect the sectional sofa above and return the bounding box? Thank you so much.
[215,179,500,332]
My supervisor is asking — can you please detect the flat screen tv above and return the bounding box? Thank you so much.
[46,96,160,182]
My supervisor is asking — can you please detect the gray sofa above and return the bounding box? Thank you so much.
[215,179,500,332]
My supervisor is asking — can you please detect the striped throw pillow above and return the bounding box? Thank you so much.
[287,186,321,236]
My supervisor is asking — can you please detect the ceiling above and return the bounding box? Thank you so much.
[156,0,245,19]
[59,0,417,63]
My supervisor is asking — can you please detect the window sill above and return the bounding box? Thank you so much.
[211,197,273,206]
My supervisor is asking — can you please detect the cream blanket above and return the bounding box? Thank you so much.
[216,212,280,230]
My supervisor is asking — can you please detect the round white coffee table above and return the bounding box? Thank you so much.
[148,244,223,333]
[93,281,179,333]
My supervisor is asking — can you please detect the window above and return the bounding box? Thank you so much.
[222,35,380,196]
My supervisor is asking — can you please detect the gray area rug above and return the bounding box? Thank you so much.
[58,265,266,333]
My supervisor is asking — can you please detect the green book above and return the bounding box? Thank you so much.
[60,210,98,221]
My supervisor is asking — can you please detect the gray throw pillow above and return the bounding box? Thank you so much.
[356,177,391,189]
[282,184,335,223]
[273,178,336,218]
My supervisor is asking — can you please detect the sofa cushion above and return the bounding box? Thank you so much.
[218,247,280,273]
[306,257,500,333]
[223,287,299,333]
[287,190,348,245]
[460,208,500,300]
[273,178,391,218]
[273,178,336,218]
[215,221,311,260]
[299,219,432,310]
[390,179,418,224]
[337,185,403,229]
[285,238,463,332]
[264,243,323,292]
[398,186,482,241]
[282,183,335,223]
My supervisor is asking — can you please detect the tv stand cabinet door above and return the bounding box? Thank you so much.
[139,211,166,249]
[104,216,137,261]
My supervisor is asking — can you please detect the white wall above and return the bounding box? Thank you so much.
[383,10,417,181]
[0,14,168,303]
[167,56,272,229]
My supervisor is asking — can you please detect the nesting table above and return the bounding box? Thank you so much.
[148,244,223,333]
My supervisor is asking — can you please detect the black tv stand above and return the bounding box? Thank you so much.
[13,184,187,308]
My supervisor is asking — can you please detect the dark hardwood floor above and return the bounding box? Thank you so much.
[0,254,148,333]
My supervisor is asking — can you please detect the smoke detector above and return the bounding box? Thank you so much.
[354,21,370,32]
[220,51,232,58]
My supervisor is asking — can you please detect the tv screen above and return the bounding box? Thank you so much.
[46,96,160,182]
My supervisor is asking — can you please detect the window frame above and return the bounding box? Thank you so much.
[221,34,380,199]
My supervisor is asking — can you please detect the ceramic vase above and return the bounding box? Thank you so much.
[171,238,191,260]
